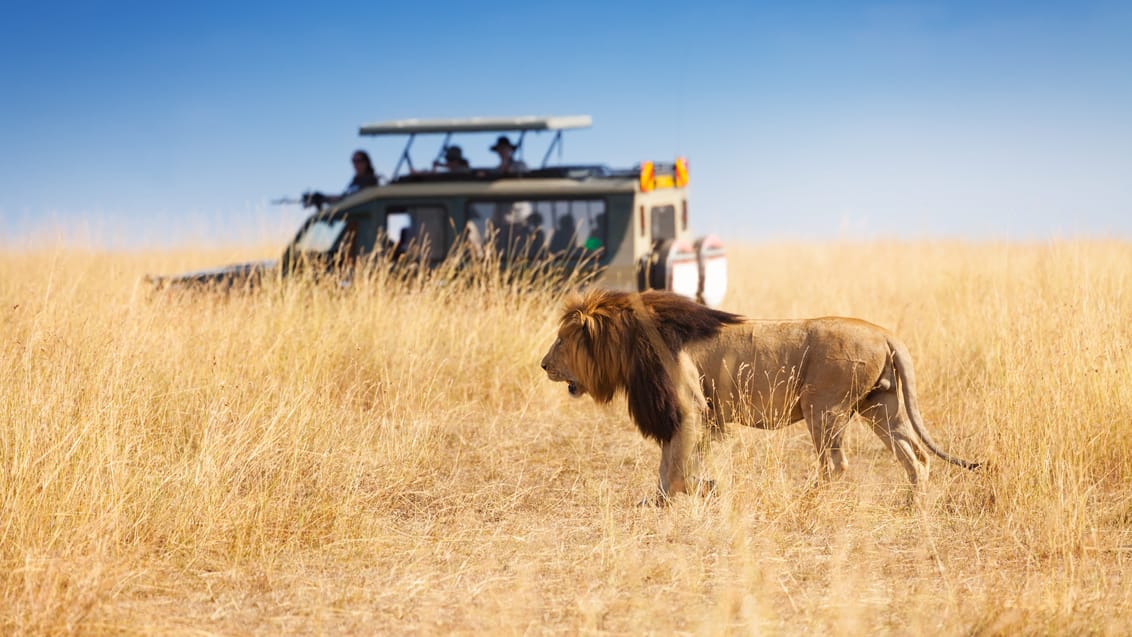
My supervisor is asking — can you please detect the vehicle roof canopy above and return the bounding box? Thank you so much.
[358,115,592,136]
[361,115,594,178]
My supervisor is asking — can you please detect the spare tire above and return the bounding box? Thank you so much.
[639,239,699,300]
[693,235,727,307]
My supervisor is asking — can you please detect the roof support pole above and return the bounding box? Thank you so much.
[392,133,416,180]
[432,132,453,167]
[540,130,563,169]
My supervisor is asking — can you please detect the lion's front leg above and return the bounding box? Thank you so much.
[646,431,710,506]
[654,354,709,504]
[657,431,693,500]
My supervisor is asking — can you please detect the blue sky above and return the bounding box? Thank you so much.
[1,1,1130,246]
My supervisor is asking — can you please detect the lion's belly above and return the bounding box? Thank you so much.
[687,325,810,430]
[702,367,806,429]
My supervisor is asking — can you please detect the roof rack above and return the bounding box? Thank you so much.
[390,164,623,184]
[358,115,591,136]
[358,115,593,179]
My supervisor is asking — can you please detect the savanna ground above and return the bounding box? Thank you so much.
[2,239,1131,635]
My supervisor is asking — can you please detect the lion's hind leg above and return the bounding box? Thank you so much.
[858,386,930,499]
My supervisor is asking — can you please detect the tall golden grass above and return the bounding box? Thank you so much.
[2,240,1130,634]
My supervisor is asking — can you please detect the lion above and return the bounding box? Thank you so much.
[540,288,979,503]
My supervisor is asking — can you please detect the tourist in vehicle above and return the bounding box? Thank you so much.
[523,212,547,259]
[462,210,485,258]
[303,150,380,208]
[433,145,471,173]
[490,136,528,173]
[549,213,576,253]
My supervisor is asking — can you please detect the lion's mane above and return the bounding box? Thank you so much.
[557,289,744,442]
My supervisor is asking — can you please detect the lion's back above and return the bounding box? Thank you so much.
[802,316,893,351]
[687,317,895,391]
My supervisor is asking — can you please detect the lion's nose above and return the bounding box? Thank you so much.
[540,361,548,370]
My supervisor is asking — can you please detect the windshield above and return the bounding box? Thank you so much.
[293,218,347,254]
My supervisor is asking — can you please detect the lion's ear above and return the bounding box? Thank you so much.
[578,313,594,337]
[576,311,598,341]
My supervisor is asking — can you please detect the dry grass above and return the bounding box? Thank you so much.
[2,240,1131,635]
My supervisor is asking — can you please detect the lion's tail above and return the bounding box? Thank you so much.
[888,337,981,471]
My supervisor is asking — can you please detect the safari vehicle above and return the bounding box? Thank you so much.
[150,115,727,306]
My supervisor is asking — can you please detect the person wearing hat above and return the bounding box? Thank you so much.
[433,145,470,173]
[490,136,528,173]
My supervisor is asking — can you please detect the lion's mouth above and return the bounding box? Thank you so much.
[566,377,584,398]
[544,365,584,397]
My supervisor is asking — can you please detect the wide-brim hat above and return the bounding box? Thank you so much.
[490,135,517,152]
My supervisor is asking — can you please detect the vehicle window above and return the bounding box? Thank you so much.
[385,205,447,261]
[466,199,606,258]
[651,205,676,241]
[294,218,347,253]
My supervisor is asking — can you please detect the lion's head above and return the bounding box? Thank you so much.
[541,289,744,441]
[539,290,630,404]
